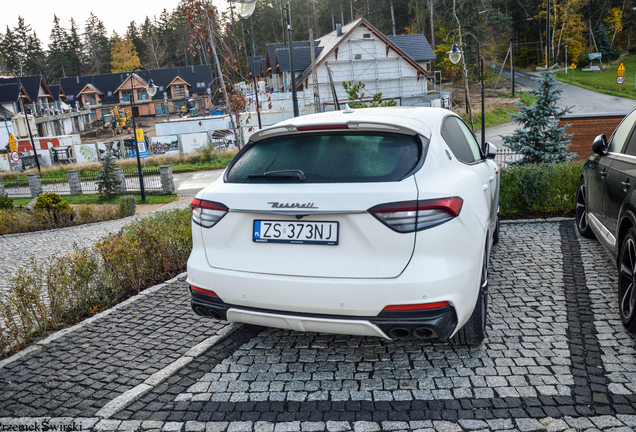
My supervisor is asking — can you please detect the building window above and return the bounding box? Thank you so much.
[354,54,362,60]
[363,34,371,38]
[121,90,132,102]
[137,89,149,101]
[108,91,112,97]
[173,86,186,98]
[197,82,205,88]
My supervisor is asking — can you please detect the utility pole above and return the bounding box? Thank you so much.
[17,78,40,173]
[310,29,320,113]
[229,2,242,79]
[284,3,299,117]
[546,0,550,68]
[390,1,396,36]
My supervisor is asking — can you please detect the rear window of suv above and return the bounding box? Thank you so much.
[226,132,424,183]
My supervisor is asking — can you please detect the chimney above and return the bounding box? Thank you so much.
[336,23,342,37]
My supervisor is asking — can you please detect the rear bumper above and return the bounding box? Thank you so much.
[191,288,457,340]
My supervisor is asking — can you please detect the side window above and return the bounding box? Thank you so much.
[623,130,636,156]
[608,109,636,153]
[456,119,483,161]
[441,116,476,163]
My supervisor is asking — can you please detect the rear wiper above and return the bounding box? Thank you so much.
[247,169,306,181]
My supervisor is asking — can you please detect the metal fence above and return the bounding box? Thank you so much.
[2,167,164,199]
[40,174,71,195]
[4,177,30,198]
[121,168,162,192]
[495,148,522,166]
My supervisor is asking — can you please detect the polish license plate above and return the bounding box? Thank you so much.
[253,220,339,245]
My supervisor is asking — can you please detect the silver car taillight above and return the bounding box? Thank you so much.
[369,198,463,233]
[190,199,228,228]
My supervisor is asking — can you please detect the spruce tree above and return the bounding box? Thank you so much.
[501,67,576,164]
[97,147,122,199]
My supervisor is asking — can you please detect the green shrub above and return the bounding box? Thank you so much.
[0,208,192,355]
[34,192,74,223]
[119,195,137,217]
[499,161,583,217]
[0,194,13,209]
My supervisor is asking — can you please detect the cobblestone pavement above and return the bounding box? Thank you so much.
[0,220,635,431]
[0,195,194,297]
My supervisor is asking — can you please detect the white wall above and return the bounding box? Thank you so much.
[302,27,431,105]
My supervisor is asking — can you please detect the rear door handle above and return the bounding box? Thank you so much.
[622,180,631,190]
[482,184,489,191]
[488,176,494,182]
[600,170,608,178]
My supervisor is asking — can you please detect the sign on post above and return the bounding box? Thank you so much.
[8,133,16,151]
[135,128,149,159]
[10,151,19,163]
[588,52,602,60]
[618,63,626,77]
[617,76,625,85]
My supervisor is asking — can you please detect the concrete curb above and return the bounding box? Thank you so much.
[95,323,242,418]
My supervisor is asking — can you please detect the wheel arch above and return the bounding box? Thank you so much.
[617,211,636,267]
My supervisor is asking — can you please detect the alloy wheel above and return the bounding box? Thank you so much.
[576,184,588,232]
[619,236,636,323]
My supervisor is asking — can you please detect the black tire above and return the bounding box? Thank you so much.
[452,248,488,345]
[493,214,500,245]
[576,179,596,239]
[618,228,636,333]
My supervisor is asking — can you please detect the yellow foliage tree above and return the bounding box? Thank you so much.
[604,7,623,46]
[538,0,588,65]
[110,33,141,73]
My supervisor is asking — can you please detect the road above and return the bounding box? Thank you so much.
[485,67,636,148]
[173,169,224,195]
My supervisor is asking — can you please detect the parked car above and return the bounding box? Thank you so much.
[577,107,636,333]
[187,107,500,345]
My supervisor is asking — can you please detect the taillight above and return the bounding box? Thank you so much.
[383,301,449,311]
[368,198,463,233]
[190,199,228,228]
[191,285,218,296]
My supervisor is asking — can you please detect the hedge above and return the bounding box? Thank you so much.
[499,161,584,217]
[0,208,192,356]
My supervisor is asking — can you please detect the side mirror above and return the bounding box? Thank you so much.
[485,142,497,159]
[592,134,608,156]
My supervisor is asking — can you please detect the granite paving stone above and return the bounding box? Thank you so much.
[2,216,636,429]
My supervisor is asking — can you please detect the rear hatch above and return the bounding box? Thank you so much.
[196,130,424,279]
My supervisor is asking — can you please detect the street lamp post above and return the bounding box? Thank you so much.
[283,2,300,117]
[128,66,157,202]
[447,26,485,148]
[511,17,533,97]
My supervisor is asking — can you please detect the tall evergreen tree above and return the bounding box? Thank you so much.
[48,15,68,80]
[83,13,111,74]
[502,67,575,164]
[65,19,84,77]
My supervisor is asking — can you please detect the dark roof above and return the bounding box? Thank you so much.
[386,35,436,61]
[17,76,42,101]
[275,46,324,72]
[0,75,43,103]
[265,41,319,72]
[60,65,214,104]
[0,80,21,104]
[247,56,266,78]
[48,85,63,101]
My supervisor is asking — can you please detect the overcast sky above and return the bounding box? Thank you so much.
[2,0,228,45]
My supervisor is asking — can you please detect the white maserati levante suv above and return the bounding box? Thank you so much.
[187,107,500,345]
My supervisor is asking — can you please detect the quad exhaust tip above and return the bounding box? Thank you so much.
[388,326,438,340]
